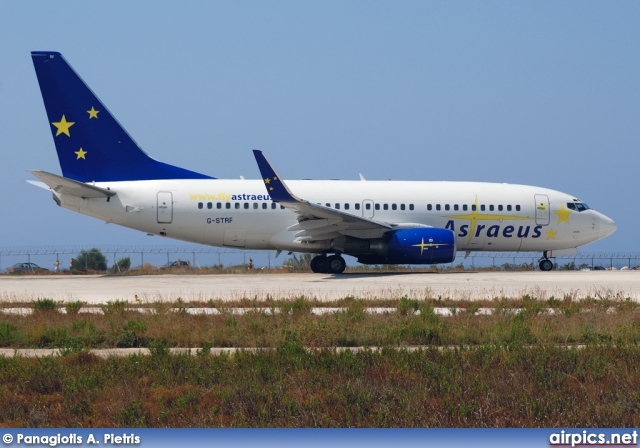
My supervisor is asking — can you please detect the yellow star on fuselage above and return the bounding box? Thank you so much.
[445,196,533,243]
[546,229,557,239]
[52,115,75,137]
[264,178,271,184]
[87,107,99,119]
[554,204,572,224]
[75,148,87,159]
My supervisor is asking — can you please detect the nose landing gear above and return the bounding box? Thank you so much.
[310,254,346,274]
[538,251,554,271]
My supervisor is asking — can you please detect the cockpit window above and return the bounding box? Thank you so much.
[567,202,590,212]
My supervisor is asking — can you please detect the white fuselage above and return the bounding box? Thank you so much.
[52,178,616,257]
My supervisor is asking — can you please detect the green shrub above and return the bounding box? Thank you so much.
[112,257,131,272]
[101,300,128,317]
[65,301,83,315]
[118,319,149,348]
[33,298,58,313]
[74,248,108,271]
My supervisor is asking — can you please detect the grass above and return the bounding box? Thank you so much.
[1,295,639,427]
[0,345,639,427]
[0,296,638,349]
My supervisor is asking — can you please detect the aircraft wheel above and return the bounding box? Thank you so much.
[313,256,329,273]
[327,255,346,274]
[539,259,553,271]
[310,256,320,273]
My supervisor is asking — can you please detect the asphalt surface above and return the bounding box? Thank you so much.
[1,271,638,303]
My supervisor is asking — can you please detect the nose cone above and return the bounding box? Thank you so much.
[598,213,617,239]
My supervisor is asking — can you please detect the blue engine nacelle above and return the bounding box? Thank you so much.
[357,228,456,265]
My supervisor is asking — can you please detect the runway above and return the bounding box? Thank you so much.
[1,271,638,304]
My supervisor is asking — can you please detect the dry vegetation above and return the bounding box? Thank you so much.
[1,295,640,427]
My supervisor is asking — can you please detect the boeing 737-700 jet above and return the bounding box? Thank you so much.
[29,51,616,273]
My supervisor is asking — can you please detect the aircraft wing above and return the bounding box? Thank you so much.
[253,150,402,241]
[30,170,116,199]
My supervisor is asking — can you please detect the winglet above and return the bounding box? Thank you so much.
[253,150,300,203]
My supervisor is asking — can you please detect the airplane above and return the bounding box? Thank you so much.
[29,51,616,274]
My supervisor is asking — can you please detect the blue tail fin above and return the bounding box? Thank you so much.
[31,51,213,182]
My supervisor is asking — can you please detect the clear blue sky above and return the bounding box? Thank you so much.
[1,1,638,254]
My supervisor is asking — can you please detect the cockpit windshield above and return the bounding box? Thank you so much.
[567,202,590,212]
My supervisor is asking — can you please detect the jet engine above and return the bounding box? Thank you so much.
[357,228,456,265]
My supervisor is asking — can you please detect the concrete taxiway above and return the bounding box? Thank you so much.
[1,271,638,304]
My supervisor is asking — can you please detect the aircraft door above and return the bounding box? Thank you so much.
[157,192,173,223]
[362,200,374,218]
[534,194,550,226]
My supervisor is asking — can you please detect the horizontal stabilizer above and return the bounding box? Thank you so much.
[26,180,50,190]
[30,170,116,199]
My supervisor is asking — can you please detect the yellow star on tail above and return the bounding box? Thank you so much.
[87,107,99,119]
[75,148,87,159]
[52,115,75,137]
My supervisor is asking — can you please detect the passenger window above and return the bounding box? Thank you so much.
[454,204,459,211]
[207,202,213,209]
[335,203,340,210]
[345,203,350,210]
[507,205,512,211]
[481,205,486,211]
[463,204,468,211]
[280,205,285,209]
[392,204,397,210]
[217,203,222,209]
[427,204,432,211]
[436,204,441,211]
[498,205,503,211]
[472,205,477,211]
[516,205,521,211]
[226,203,231,209]
[244,203,249,209]
[489,205,494,211]
[409,204,414,211]
[235,203,240,209]
[383,204,388,210]
[262,203,267,209]
[253,203,258,209]
[445,204,450,211]
[326,203,330,207]
[198,202,203,209]
[271,203,277,209]
[375,204,380,210]
[365,203,371,210]
[400,204,405,211]
[355,203,360,210]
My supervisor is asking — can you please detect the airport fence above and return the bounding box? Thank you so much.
[0,245,639,273]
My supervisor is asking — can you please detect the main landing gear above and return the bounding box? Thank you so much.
[538,251,554,271]
[310,254,346,274]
